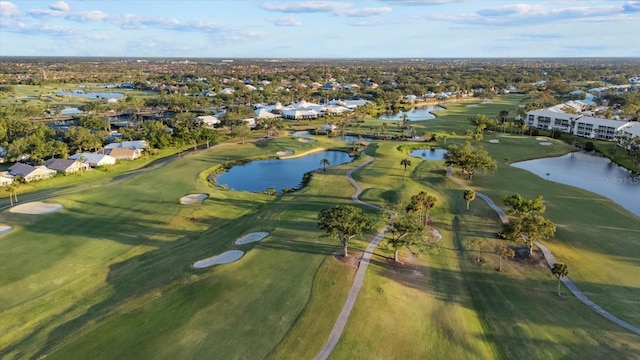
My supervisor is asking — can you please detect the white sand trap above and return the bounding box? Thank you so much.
[276,150,294,156]
[489,139,500,144]
[298,137,316,143]
[234,232,269,245]
[430,229,443,242]
[536,137,548,141]
[466,104,479,107]
[193,250,244,268]
[10,202,63,214]
[539,142,552,146]
[0,225,13,236]
[180,193,208,205]
[292,131,311,137]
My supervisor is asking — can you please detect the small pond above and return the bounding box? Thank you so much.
[336,135,373,142]
[410,148,447,160]
[215,150,354,193]
[56,90,125,99]
[511,152,640,217]
[378,106,444,121]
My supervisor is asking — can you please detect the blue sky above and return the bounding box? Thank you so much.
[1,0,639,58]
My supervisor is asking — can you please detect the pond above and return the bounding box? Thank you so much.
[56,90,125,99]
[378,106,444,121]
[336,135,373,142]
[215,150,354,193]
[511,152,640,217]
[410,148,447,160]
[60,107,83,115]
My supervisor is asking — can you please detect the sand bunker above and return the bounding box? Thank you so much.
[180,194,208,205]
[297,137,316,143]
[234,232,269,245]
[276,150,294,156]
[466,104,479,107]
[0,225,13,236]
[430,229,443,242]
[536,137,548,141]
[193,250,244,268]
[10,202,63,215]
[489,139,500,144]
[292,131,311,137]
[539,142,552,146]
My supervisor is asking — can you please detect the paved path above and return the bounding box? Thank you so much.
[446,173,640,336]
[314,155,388,360]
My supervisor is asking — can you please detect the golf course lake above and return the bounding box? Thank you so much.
[512,151,640,216]
[215,150,354,192]
[378,106,444,121]
[410,148,447,160]
[56,90,125,99]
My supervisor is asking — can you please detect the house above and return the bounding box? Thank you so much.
[44,158,90,174]
[104,147,141,160]
[9,163,57,182]
[69,153,117,167]
[220,88,235,95]
[104,140,148,150]
[254,108,280,120]
[616,122,640,142]
[0,172,14,187]
[195,115,221,128]
[282,109,320,120]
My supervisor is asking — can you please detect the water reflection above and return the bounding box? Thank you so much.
[378,106,443,121]
[410,148,447,160]
[215,150,354,193]
[512,152,640,216]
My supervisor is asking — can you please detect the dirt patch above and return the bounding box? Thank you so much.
[10,202,63,215]
[334,251,364,270]
[512,247,544,266]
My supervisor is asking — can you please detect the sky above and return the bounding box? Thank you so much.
[0,0,639,58]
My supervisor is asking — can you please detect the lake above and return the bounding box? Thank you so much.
[215,150,354,193]
[410,148,447,160]
[56,90,125,99]
[511,152,640,216]
[378,106,444,121]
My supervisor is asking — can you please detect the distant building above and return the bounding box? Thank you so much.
[525,109,635,141]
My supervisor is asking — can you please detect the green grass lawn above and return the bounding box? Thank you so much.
[1,94,639,359]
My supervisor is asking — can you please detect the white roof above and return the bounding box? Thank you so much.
[105,140,148,149]
[70,153,116,164]
[576,116,628,128]
[196,115,220,124]
[255,109,280,119]
[616,122,640,137]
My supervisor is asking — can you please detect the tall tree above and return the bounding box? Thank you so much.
[231,124,252,144]
[400,157,412,180]
[495,244,514,272]
[405,191,436,227]
[468,238,485,262]
[320,158,330,172]
[463,189,476,210]
[385,211,425,262]
[502,193,545,216]
[318,205,373,257]
[444,141,497,179]
[551,263,569,296]
[501,214,556,256]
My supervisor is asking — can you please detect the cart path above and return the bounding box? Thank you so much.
[446,172,640,336]
[314,155,388,360]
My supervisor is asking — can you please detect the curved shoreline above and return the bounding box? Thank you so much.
[277,147,327,159]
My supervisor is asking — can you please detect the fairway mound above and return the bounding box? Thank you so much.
[539,142,552,146]
[193,250,244,268]
[180,193,208,205]
[10,202,63,214]
[0,225,13,235]
[276,150,294,156]
[489,139,500,144]
[234,232,269,245]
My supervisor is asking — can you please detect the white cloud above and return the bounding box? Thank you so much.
[0,1,19,17]
[68,10,108,21]
[263,1,391,17]
[49,1,69,12]
[268,16,302,26]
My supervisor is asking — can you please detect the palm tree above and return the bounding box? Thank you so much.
[5,183,17,207]
[551,263,568,296]
[320,158,330,172]
[400,158,411,180]
[463,189,476,210]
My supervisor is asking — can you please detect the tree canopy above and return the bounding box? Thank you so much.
[318,205,373,257]
[444,141,497,179]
